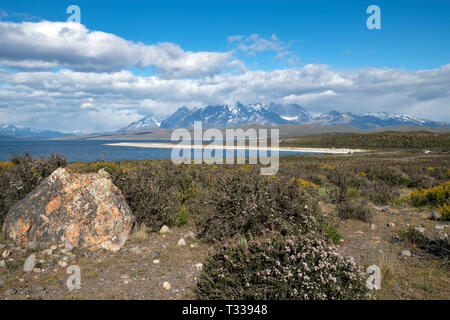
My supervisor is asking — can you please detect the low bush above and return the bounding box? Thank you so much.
[438,203,450,221]
[337,200,372,223]
[321,224,342,244]
[195,233,368,300]
[0,153,66,225]
[409,181,449,207]
[398,227,428,248]
[198,172,323,243]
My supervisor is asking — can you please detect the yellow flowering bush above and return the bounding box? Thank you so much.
[290,177,318,188]
[438,203,450,221]
[410,181,450,207]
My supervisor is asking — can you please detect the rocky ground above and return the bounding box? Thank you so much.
[0,204,448,300]
[338,204,449,299]
[0,226,210,300]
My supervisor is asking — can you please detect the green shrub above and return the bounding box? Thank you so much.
[176,205,190,227]
[198,172,323,243]
[321,224,342,244]
[0,153,66,225]
[337,200,372,223]
[111,163,184,231]
[399,227,428,247]
[195,233,368,300]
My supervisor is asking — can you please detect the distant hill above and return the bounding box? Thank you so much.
[0,124,71,138]
[280,131,450,149]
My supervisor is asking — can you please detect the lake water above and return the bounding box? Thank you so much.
[0,139,314,162]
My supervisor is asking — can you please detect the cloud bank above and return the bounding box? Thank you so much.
[0,21,448,132]
[0,21,235,78]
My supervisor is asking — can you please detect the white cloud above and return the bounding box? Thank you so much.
[0,21,234,78]
[1,64,449,132]
[228,33,299,65]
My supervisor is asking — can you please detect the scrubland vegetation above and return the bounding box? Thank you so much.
[0,139,449,299]
[280,131,450,149]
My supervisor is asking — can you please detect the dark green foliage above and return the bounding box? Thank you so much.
[0,153,66,225]
[337,200,373,222]
[399,227,428,248]
[198,172,322,243]
[321,224,342,244]
[280,131,450,149]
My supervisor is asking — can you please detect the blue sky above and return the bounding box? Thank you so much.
[2,0,449,70]
[0,0,449,132]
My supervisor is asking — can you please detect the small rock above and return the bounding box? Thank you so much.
[177,238,186,246]
[2,250,11,258]
[184,231,196,240]
[149,250,161,260]
[58,259,68,268]
[23,255,38,273]
[26,241,38,250]
[355,231,364,236]
[153,259,160,264]
[159,225,171,234]
[382,207,393,213]
[64,240,74,251]
[5,288,17,295]
[163,281,171,290]
[435,225,445,230]
[129,247,142,254]
[415,227,425,233]
[42,249,53,256]
[34,285,45,292]
[195,263,203,272]
[431,211,440,220]
[401,250,412,257]
[0,260,6,268]
[50,245,58,251]
[387,222,395,227]
[370,224,376,231]
[33,268,42,273]
[190,243,199,248]
[121,274,130,280]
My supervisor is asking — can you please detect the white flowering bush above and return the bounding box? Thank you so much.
[195,233,368,300]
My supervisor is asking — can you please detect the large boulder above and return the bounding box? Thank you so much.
[2,168,134,252]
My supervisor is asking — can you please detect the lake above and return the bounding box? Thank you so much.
[0,139,315,162]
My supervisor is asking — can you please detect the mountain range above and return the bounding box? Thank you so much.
[119,102,448,131]
[0,124,72,139]
[2,102,448,139]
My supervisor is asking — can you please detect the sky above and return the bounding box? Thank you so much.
[0,0,449,132]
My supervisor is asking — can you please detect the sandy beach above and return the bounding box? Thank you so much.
[103,142,365,154]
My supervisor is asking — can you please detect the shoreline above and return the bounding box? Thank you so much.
[103,142,365,154]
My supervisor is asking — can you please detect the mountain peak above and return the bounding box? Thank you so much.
[118,103,449,132]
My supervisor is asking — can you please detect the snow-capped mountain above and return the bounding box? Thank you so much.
[118,114,162,132]
[0,124,71,138]
[120,103,449,131]
[267,103,312,123]
[159,102,291,129]
[308,111,445,129]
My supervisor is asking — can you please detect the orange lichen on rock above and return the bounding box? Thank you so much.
[2,168,134,251]
[45,196,61,216]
